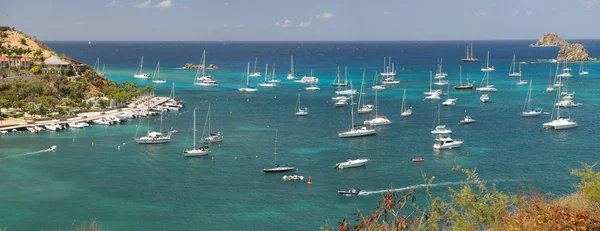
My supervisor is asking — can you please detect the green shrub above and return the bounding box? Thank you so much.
[572,163,600,203]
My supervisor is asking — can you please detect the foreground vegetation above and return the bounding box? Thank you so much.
[0,70,154,119]
[322,163,600,231]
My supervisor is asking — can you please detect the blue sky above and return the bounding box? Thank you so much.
[3,0,600,41]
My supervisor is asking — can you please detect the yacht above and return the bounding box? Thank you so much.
[480,94,489,103]
[151,61,166,84]
[543,86,578,130]
[334,99,348,107]
[249,57,261,77]
[555,99,581,108]
[424,71,442,96]
[508,55,522,77]
[295,93,308,116]
[294,69,319,83]
[338,94,376,138]
[183,109,210,157]
[579,61,589,76]
[134,56,151,79]
[480,51,495,72]
[522,80,542,117]
[425,92,441,100]
[475,71,497,92]
[434,58,448,78]
[459,115,476,124]
[287,55,296,79]
[363,88,391,126]
[238,62,259,92]
[263,129,295,172]
[68,122,89,128]
[441,83,457,106]
[334,158,369,169]
[461,44,478,62]
[546,66,555,92]
[380,57,396,76]
[433,135,463,150]
[305,81,320,91]
[455,67,474,90]
[331,66,348,87]
[258,64,277,87]
[193,50,218,86]
[357,71,374,114]
[431,105,451,134]
[134,112,173,144]
[202,105,224,143]
[400,88,412,117]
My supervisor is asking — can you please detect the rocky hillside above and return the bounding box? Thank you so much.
[0,29,57,60]
[530,32,569,47]
[557,43,595,62]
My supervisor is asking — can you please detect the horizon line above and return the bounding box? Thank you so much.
[41,38,600,43]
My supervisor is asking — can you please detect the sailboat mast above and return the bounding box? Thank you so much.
[374,88,378,117]
[466,45,469,59]
[401,88,406,111]
[272,64,275,81]
[207,105,211,136]
[290,55,294,76]
[264,64,268,82]
[246,62,250,86]
[140,56,144,74]
[159,110,163,133]
[459,66,463,85]
[358,71,365,108]
[471,44,474,59]
[429,71,433,91]
[344,66,348,83]
[253,57,258,73]
[157,61,161,80]
[202,50,206,76]
[193,109,196,148]
[350,85,355,131]
[383,57,386,73]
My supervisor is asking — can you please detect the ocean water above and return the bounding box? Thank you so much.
[1,40,600,230]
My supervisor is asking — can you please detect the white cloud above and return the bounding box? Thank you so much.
[298,21,312,27]
[105,0,119,7]
[583,0,600,8]
[525,10,533,15]
[383,10,391,15]
[316,12,334,19]
[275,19,292,28]
[512,9,519,16]
[474,9,487,17]
[135,0,151,8]
[153,0,175,8]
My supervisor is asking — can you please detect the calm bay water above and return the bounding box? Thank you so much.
[1,40,599,230]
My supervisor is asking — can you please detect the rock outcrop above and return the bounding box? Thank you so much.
[557,43,596,62]
[530,32,569,47]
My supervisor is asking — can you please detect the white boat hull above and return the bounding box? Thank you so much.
[135,138,170,144]
[183,149,210,157]
[364,117,391,126]
[338,128,376,138]
[134,74,150,79]
[433,140,463,149]
[335,159,369,169]
[238,88,258,92]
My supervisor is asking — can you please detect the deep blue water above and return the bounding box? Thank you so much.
[1,40,599,230]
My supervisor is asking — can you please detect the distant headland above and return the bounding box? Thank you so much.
[530,32,596,62]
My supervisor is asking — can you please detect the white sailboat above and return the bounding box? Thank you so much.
[480,94,489,103]
[475,71,497,92]
[441,83,457,106]
[543,86,578,130]
[295,69,319,83]
[522,80,542,117]
[431,104,452,134]
[400,87,412,117]
[579,61,589,76]
[305,76,320,91]
[424,71,442,100]
[546,66,555,92]
[380,56,396,76]
[363,87,391,126]
[287,55,296,79]
[295,93,308,116]
[434,58,448,78]
[151,61,166,84]
[134,56,151,79]
[259,64,277,87]
[558,62,572,78]
[238,62,258,92]
[461,44,478,62]
[263,129,295,172]
[202,105,224,143]
[372,72,386,90]
[508,55,522,77]
[134,110,172,144]
[183,108,210,157]
[454,66,474,90]
[480,51,495,72]
[193,50,218,86]
[357,71,374,114]
[515,68,528,86]
[338,92,376,138]
[249,57,261,77]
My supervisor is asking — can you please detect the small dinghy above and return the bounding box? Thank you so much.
[338,188,360,196]
[412,157,424,162]
[282,175,304,181]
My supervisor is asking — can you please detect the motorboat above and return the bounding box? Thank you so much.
[68,122,89,128]
[459,115,476,124]
[431,125,452,134]
[480,94,489,103]
[93,118,112,125]
[442,98,456,106]
[358,105,374,114]
[522,108,542,117]
[338,188,360,196]
[334,158,369,169]
[364,115,392,126]
[47,145,57,151]
[282,175,304,181]
[264,164,295,172]
[412,157,425,162]
[433,135,463,150]
[334,99,348,107]
[555,100,581,108]
[295,76,319,83]
[44,123,63,131]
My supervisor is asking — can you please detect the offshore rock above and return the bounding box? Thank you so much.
[530,32,569,47]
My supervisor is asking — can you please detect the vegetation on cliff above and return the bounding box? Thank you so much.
[322,163,600,231]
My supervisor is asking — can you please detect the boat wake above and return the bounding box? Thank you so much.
[358,179,521,196]
[0,146,57,160]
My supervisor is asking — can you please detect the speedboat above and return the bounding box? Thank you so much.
[334,158,369,169]
[93,118,112,125]
[364,115,392,126]
[335,89,358,96]
[431,125,452,134]
[338,127,376,138]
[412,157,425,162]
[263,164,295,172]
[555,100,581,108]
[204,132,224,143]
[522,108,542,117]
[358,105,374,114]
[282,175,304,181]
[543,117,578,130]
[425,93,441,100]
[334,100,348,107]
[47,145,57,151]
[183,145,210,157]
[44,123,63,131]
[338,188,360,196]
[480,94,489,103]
[433,135,463,150]
[401,107,413,117]
[294,76,319,83]
[459,115,476,124]
[305,85,320,91]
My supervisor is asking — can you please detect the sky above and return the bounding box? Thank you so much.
[3,0,600,41]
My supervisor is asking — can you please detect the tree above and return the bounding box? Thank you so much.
[0,97,8,119]
[20,38,27,46]
[29,65,41,74]
[98,99,109,109]
[33,49,43,61]
[62,68,73,76]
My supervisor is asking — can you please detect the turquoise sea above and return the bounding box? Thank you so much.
[1,41,599,230]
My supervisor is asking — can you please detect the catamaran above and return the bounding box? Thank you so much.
[480,51,495,72]
[295,69,319,83]
[332,66,348,86]
[475,71,497,92]
[508,55,522,77]
[338,93,376,138]
[543,86,578,130]
[461,44,478,62]
[263,129,295,172]
[287,55,296,79]
[202,105,224,143]
[363,88,391,126]
[258,64,277,87]
[193,50,218,86]
[357,72,374,114]
[183,108,210,157]
[400,87,412,117]
[522,80,542,117]
[431,104,452,134]
[579,61,589,76]
[454,66,474,90]
[134,56,150,78]
[305,78,320,91]
[238,62,258,92]
[295,93,308,116]
[151,61,166,84]
[249,57,261,77]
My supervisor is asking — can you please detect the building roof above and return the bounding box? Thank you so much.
[44,56,70,65]
[0,56,8,62]
[20,56,31,61]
